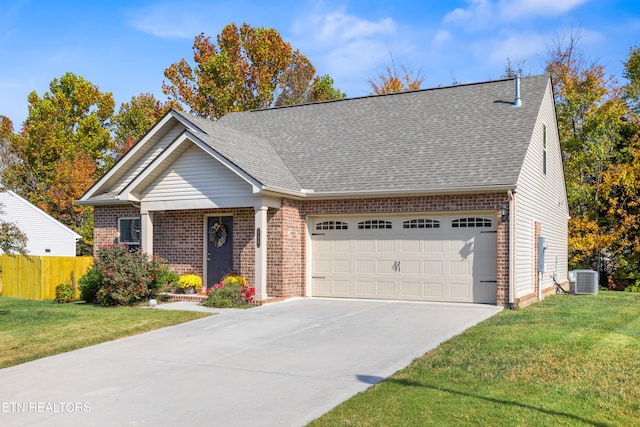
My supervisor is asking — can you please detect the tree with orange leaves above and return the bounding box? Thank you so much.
[163,23,344,120]
[1,73,114,254]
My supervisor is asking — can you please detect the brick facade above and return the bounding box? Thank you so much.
[93,192,513,305]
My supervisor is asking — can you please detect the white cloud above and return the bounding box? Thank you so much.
[480,32,549,66]
[498,0,588,20]
[443,0,588,28]
[291,6,406,95]
[310,7,396,44]
[432,29,451,45]
[128,2,210,39]
[443,0,496,29]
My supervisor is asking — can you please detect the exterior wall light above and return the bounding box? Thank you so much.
[500,205,508,222]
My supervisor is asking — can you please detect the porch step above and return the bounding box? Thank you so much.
[163,293,208,303]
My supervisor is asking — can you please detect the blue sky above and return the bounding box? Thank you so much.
[1,0,638,127]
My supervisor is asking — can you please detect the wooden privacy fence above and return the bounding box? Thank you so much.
[0,255,93,300]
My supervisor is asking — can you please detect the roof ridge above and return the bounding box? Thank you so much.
[238,73,551,113]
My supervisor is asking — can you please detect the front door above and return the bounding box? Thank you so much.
[206,216,233,288]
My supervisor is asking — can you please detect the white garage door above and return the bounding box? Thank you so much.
[311,215,497,304]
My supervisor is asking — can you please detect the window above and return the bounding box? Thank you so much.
[543,124,547,175]
[451,218,492,228]
[316,221,348,230]
[358,220,392,230]
[119,217,141,245]
[403,219,440,229]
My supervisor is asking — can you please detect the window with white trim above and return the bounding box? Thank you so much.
[403,219,440,229]
[119,217,141,245]
[316,221,348,230]
[451,218,492,228]
[358,220,392,230]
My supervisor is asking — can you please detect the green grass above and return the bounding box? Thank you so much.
[0,296,210,369]
[308,291,640,427]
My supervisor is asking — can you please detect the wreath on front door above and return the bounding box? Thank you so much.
[209,222,228,248]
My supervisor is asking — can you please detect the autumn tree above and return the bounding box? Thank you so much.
[1,72,115,254]
[369,56,424,95]
[545,31,627,273]
[163,23,345,120]
[597,46,640,290]
[113,93,178,158]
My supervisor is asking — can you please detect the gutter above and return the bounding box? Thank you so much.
[260,183,518,200]
[508,189,516,310]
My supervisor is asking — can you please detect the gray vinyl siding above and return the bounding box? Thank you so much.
[514,81,569,297]
[114,124,185,194]
[141,144,251,202]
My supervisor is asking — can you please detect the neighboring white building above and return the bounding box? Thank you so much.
[0,189,80,256]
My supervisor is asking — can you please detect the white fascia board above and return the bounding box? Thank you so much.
[119,131,263,201]
[79,111,181,202]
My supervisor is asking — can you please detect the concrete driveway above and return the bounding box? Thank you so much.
[0,298,502,427]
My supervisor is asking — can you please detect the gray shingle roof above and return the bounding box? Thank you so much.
[182,74,550,194]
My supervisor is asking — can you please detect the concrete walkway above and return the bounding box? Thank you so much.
[0,298,502,427]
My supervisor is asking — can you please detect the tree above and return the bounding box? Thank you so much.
[502,57,527,78]
[545,31,627,273]
[163,23,345,120]
[113,93,179,159]
[1,72,115,254]
[369,55,424,95]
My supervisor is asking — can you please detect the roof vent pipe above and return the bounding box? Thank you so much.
[514,74,522,107]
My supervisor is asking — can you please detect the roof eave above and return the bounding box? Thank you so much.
[260,184,517,200]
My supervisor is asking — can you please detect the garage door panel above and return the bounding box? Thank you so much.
[450,282,472,298]
[376,240,395,252]
[376,282,395,297]
[314,259,332,274]
[356,281,375,295]
[334,281,351,294]
[333,259,350,273]
[449,261,470,275]
[333,241,350,252]
[401,240,421,252]
[402,260,421,274]
[401,282,422,297]
[424,282,443,297]
[356,240,375,252]
[314,280,332,294]
[423,260,443,275]
[423,240,443,253]
[356,260,375,273]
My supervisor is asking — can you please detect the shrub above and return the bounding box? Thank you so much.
[78,266,103,303]
[78,244,177,307]
[203,275,254,308]
[54,283,76,303]
[177,274,202,291]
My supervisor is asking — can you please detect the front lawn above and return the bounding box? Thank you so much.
[308,291,640,426]
[0,297,210,369]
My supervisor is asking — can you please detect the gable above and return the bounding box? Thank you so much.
[139,143,257,210]
[0,190,79,256]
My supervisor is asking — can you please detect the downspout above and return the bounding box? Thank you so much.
[508,189,516,310]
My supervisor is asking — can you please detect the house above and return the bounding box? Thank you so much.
[0,188,80,256]
[78,74,569,308]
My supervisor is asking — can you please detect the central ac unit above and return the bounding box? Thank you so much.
[569,270,599,295]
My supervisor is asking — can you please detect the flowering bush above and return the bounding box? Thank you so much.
[203,275,255,308]
[177,274,202,291]
[79,244,176,306]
